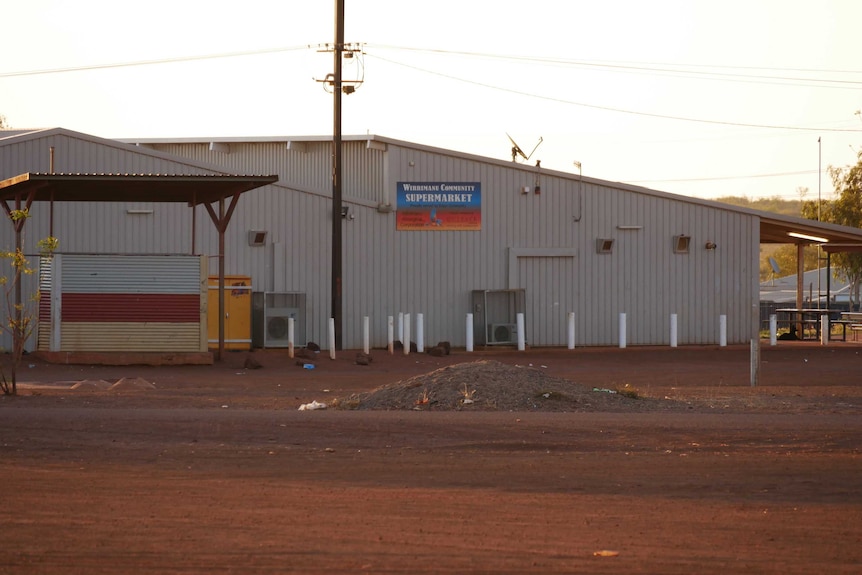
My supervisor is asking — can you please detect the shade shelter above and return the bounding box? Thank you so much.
[757,212,862,311]
[0,172,279,360]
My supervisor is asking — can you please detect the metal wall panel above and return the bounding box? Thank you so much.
[2,130,763,351]
[141,140,387,204]
[34,253,205,353]
[61,254,202,293]
[60,323,202,352]
[61,293,200,322]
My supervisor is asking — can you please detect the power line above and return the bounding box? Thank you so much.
[366,53,862,133]
[3,40,859,134]
[370,44,862,75]
[368,44,862,89]
[0,45,308,78]
[628,169,818,184]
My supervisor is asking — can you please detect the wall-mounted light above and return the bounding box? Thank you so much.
[125,209,153,215]
[341,206,354,220]
[788,231,828,243]
[705,241,717,250]
[616,225,643,230]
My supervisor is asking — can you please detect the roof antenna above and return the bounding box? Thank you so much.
[506,133,543,163]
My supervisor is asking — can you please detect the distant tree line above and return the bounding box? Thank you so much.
[715,195,818,283]
[717,149,862,309]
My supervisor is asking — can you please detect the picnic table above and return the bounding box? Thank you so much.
[839,311,862,341]
[775,308,846,341]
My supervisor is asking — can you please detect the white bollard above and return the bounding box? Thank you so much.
[397,312,404,344]
[328,317,336,359]
[769,314,777,346]
[466,313,474,352]
[362,316,370,355]
[670,313,678,348]
[516,312,526,351]
[288,317,295,358]
[719,314,727,347]
[387,315,394,355]
[416,313,424,353]
[750,338,760,387]
[821,315,829,346]
[567,312,575,350]
[403,313,411,355]
[619,312,627,349]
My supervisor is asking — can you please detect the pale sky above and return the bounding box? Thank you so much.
[2,0,860,200]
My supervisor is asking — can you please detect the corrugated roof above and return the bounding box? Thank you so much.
[0,172,278,205]
[123,133,862,249]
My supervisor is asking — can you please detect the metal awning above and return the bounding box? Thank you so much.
[0,172,279,361]
[0,172,277,205]
[759,213,862,246]
[757,213,862,312]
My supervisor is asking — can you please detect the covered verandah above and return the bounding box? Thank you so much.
[0,172,278,363]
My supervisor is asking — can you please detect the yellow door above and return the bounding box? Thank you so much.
[207,276,252,350]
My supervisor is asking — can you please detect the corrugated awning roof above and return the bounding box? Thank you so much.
[759,212,862,249]
[0,171,279,362]
[0,172,278,206]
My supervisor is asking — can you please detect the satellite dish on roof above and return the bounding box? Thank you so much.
[506,133,543,163]
[768,256,780,287]
[768,257,780,274]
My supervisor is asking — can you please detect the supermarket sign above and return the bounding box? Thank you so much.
[396,182,481,231]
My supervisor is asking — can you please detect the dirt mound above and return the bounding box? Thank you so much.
[70,379,113,391]
[340,360,674,412]
[110,377,156,391]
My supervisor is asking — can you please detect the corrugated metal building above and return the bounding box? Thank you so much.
[3,127,861,352]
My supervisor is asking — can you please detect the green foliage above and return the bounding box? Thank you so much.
[716,196,822,282]
[714,195,803,218]
[8,208,29,222]
[37,237,60,254]
[799,150,862,307]
[0,234,59,395]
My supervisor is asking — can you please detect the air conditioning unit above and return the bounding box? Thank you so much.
[265,307,299,347]
[489,323,518,344]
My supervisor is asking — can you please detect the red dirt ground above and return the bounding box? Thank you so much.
[2,342,861,574]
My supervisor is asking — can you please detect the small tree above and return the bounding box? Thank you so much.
[0,209,58,395]
[802,149,862,309]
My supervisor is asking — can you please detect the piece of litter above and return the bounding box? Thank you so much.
[303,363,315,370]
[298,400,327,411]
[221,405,229,409]
[592,387,617,394]
[593,550,619,557]
[462,398,474,404]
